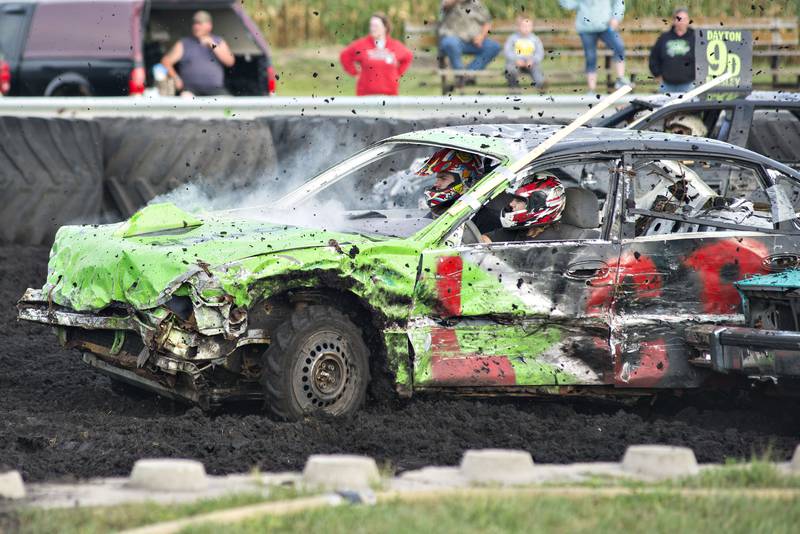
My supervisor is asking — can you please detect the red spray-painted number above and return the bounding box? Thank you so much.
[436,255,463,317]
[614,338,669,387]
[586,252,662,315]
[683,239,768,314]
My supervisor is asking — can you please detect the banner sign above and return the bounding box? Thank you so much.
[695,29,753,96]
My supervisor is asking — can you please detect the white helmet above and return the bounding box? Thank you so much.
[665,114,708,137]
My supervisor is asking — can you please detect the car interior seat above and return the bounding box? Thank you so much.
[537,187,601,240]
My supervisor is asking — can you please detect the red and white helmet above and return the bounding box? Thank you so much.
[417,149,483,208]
[500,172,565,229]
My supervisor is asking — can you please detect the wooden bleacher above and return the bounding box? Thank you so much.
[403,17,800,93]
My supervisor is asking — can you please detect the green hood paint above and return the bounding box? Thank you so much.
[115,203,202,238]
[45,205,419,315]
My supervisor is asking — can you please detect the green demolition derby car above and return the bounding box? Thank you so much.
[18,124,800,420]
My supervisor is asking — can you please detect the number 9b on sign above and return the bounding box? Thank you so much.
[707,39,741,78]
[696,29,752,92]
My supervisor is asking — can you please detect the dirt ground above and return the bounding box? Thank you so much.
[2,245,799,483]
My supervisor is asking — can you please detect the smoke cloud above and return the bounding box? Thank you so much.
[149,123,360,230]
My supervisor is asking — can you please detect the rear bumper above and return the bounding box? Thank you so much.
[687,325,800,377]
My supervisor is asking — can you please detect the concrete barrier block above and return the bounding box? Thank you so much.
[128,459,208,492]
[622,445,699,480]
[791,444,800,473]
[460,449,537,485]
[0,470,26,499]
[302,455,380,490]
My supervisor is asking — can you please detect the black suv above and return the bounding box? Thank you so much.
[0,0,275,96]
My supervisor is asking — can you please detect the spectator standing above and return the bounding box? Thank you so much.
[649,7,695,93]
[558,0,630,94]
[340,13,413,96]
[438,0,501,86]
[504,15,545,89]
[161,10,235,97]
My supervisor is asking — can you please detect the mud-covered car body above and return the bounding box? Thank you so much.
[598,91,800,169]
[18,124,800,409]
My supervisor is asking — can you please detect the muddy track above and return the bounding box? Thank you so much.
[2,245,799,483]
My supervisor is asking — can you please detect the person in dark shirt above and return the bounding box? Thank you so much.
[481,172,566,243]
[648,7,695,94]
[161,10,235,97]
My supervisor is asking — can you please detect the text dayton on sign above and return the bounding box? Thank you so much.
[695,28,753,96]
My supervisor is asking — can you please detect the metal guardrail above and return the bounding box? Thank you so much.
[0,95,638,120]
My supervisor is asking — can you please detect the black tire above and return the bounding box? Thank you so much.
[261,305,370,421]
[97,118,278,218]
[0,117,104,244]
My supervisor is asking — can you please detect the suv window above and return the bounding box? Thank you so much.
[629,158,778,236]
[747,108,800,166]
[0,4,28,60]
[23,2,138,59]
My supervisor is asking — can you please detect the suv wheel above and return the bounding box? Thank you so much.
[261,305,369,420]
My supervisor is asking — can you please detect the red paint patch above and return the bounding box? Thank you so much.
[429,327,517,386]
[431,355,517,386]
[615,338,669,387]
[436,256,463,317]
[586,252,662,315]
[683,239,768,314]
[430,327,462,353]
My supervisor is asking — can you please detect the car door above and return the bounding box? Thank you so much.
[408,157,624,389]
[613,153,800,389]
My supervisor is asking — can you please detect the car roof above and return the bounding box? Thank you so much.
[389,124,800,176]
[632,91,800,108]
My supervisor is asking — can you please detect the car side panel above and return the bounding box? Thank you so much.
[612,232,799,388]
[409,241,620,388]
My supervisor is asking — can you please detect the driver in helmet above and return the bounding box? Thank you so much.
[665,114,708,137]
[417,148,484,217]
[480,172,565,242]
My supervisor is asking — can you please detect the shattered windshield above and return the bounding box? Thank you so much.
[229,142,496,239]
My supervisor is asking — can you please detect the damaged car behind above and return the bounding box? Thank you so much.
[18,124,800,420]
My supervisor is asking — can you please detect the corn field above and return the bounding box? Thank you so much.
[244,0,800,47]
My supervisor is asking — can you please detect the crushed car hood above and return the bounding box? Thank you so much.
[43,203,384,312]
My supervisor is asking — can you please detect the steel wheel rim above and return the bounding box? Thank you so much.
[292,331,356,413]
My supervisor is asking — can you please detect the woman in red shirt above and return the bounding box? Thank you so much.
[340,13,414,96]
